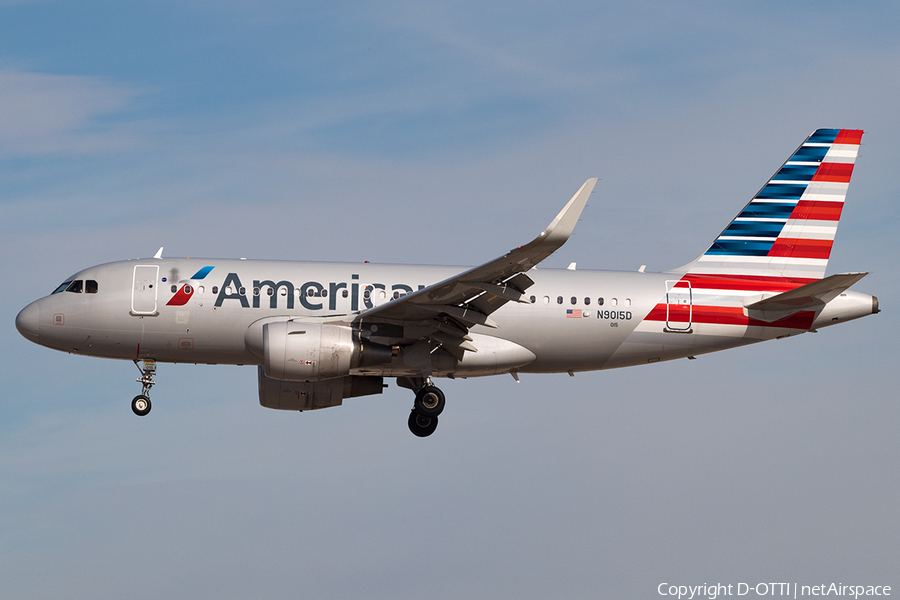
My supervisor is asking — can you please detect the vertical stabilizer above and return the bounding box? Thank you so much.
[678,129,863,280]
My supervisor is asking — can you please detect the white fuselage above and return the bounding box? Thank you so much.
[15,258,877,378]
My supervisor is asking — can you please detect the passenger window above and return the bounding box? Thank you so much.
[171,284,178,293]
[86,280,98,294]
[267,287,274,296]
[530,295,536,303]
[625,298,632,306]
[598,298,604,306]
[342,290,349,298]
[557,296,563,304]
[322,289,328,297]
[198,286,205,294]
[184,285,192,294]
[253,287,260,296]
[66,280,83,293]
[239,287,246,296]
[611,298,618,306]
[543,296,550,304]
[584,297,590,305]
[570,296,577,305]
[212,286,219,294]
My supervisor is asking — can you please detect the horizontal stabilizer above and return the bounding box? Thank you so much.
[743,272,868,322]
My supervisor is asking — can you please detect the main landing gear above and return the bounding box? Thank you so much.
[131,359,156,416]
[405,379,446,437]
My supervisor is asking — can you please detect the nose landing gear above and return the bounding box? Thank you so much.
[132,394,151,416]
[132,359,156,416]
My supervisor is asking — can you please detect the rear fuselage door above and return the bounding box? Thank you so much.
[132,265,160,315]
[665,279,692,331]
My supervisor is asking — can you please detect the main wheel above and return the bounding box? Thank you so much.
[131,395,151,417]
[408,410,438,437]
[414,385,445,418]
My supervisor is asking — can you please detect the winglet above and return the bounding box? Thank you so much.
[153,247,164,259]
[538,178,597,246]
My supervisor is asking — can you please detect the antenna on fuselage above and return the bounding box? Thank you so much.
[153,247,164,259]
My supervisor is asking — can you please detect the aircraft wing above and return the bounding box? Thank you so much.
[351,178,597,356]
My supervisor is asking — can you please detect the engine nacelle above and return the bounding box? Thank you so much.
[264,321,354,381]
[258,367,384,411]
[262,321,393,381]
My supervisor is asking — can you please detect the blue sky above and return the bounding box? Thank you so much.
[2,2,899,598]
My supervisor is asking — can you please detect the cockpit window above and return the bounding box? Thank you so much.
[53,281,73,294]
[66,280,84,293]
[86,280,98,294]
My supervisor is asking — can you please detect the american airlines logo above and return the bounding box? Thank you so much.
[210,272,424,311]
[165,266,215,307]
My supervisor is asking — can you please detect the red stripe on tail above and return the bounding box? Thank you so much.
[811,163,854,183]
[789,200,844,221]
[834,129,863,145]
[768,238,834,259]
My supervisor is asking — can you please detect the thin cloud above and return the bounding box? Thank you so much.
[0,70,143,158]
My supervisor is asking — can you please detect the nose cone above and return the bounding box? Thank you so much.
[15,301,40,342]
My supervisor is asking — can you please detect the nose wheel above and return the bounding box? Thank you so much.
[132,395,151,416]
[132,359,157,416]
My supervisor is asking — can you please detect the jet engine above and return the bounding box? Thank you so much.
[262,320,391,382]
[258,367,384,411]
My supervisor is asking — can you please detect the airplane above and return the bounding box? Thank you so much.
[15,128,879,437]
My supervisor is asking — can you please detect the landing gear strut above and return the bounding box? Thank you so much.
[132,359,156,416]
[401,378,445,437]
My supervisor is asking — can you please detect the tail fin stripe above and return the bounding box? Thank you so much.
[789,146,830,163]
[722,222,786,236]
[811,163,854,182]
[707,241,775,255]
[683,274,817,291]
[773,165,819,180]
[790,201,844,221]
[757,184,807,200]
[769,239,833,259]
[834,130,863,144]
[739,203,797,218]
[806,129,841,144]
[821,146,860,163]
[779,222,838,238]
